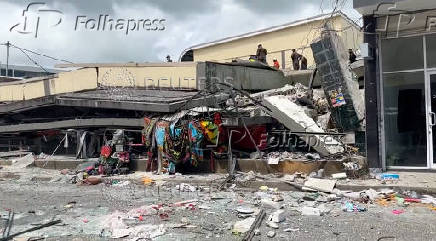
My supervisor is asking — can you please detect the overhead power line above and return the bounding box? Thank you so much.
[8,43,74,64]
[12,44,49,74]
[1,42,75,75]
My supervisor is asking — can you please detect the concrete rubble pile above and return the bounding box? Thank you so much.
[232,83,349,157]
[1,155,436,240]
[262,95,343,156]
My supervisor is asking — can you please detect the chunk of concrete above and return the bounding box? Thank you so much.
[263,95,344,156]
[261,199,283,209]
[232,217,256,234]
[268,210,285,223]
[300,207,321,216]
[266,221,279,229]
[304,177,337,193]
[267,231,276,238]
[11,153,35,168]
[332,172,347,179]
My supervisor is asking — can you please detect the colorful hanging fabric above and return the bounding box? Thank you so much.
[166,123,187,164]
[168,161,176,174]
[200,121,219,145]
[188,121,204,166]
[142,117,157,148]
[155,121,168,152]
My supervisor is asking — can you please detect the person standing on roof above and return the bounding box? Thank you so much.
[166,55,173,62]
[256,44,268,64]
[348,49,357,64]
[300,55,308,70]
[273,58,280,69]
[291,49,302,70]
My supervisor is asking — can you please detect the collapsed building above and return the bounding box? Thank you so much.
[0,12,365,176]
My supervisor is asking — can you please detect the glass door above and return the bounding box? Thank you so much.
[426,34,436,169]
[381,35,428,168]
[383,71,428,167]
[429,72,436,168]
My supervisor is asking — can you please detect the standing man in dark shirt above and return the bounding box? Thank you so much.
[300,55,308,70]
[291,49,302,70]
[256,44,268,64]
[348,49,357,64]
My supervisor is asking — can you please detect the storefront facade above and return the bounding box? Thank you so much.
[354,0,436,170]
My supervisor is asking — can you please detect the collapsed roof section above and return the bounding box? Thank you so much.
[0,89,227,114]
[0,61,289,135]
[0,61,287,103]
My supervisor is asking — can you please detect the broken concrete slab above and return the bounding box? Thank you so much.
[304,177,337,193]
[263,95,344,156]
[232,217,256,234]
[11,153,35,169]
[300,206,321,216]
[311,27,365,131]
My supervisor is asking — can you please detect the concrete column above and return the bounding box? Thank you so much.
[363,15,382,169]
[311,26,365,132]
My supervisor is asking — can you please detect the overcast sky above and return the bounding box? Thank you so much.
[0,0,361,68]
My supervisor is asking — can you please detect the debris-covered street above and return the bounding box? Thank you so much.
[2,165,436,240]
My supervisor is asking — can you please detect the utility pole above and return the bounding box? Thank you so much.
[6,41,10,77]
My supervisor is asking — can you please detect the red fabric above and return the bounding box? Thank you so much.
[118,152,130,163]
[213,112,225,145]
[100,146,112,158]
[229,125,267,151]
